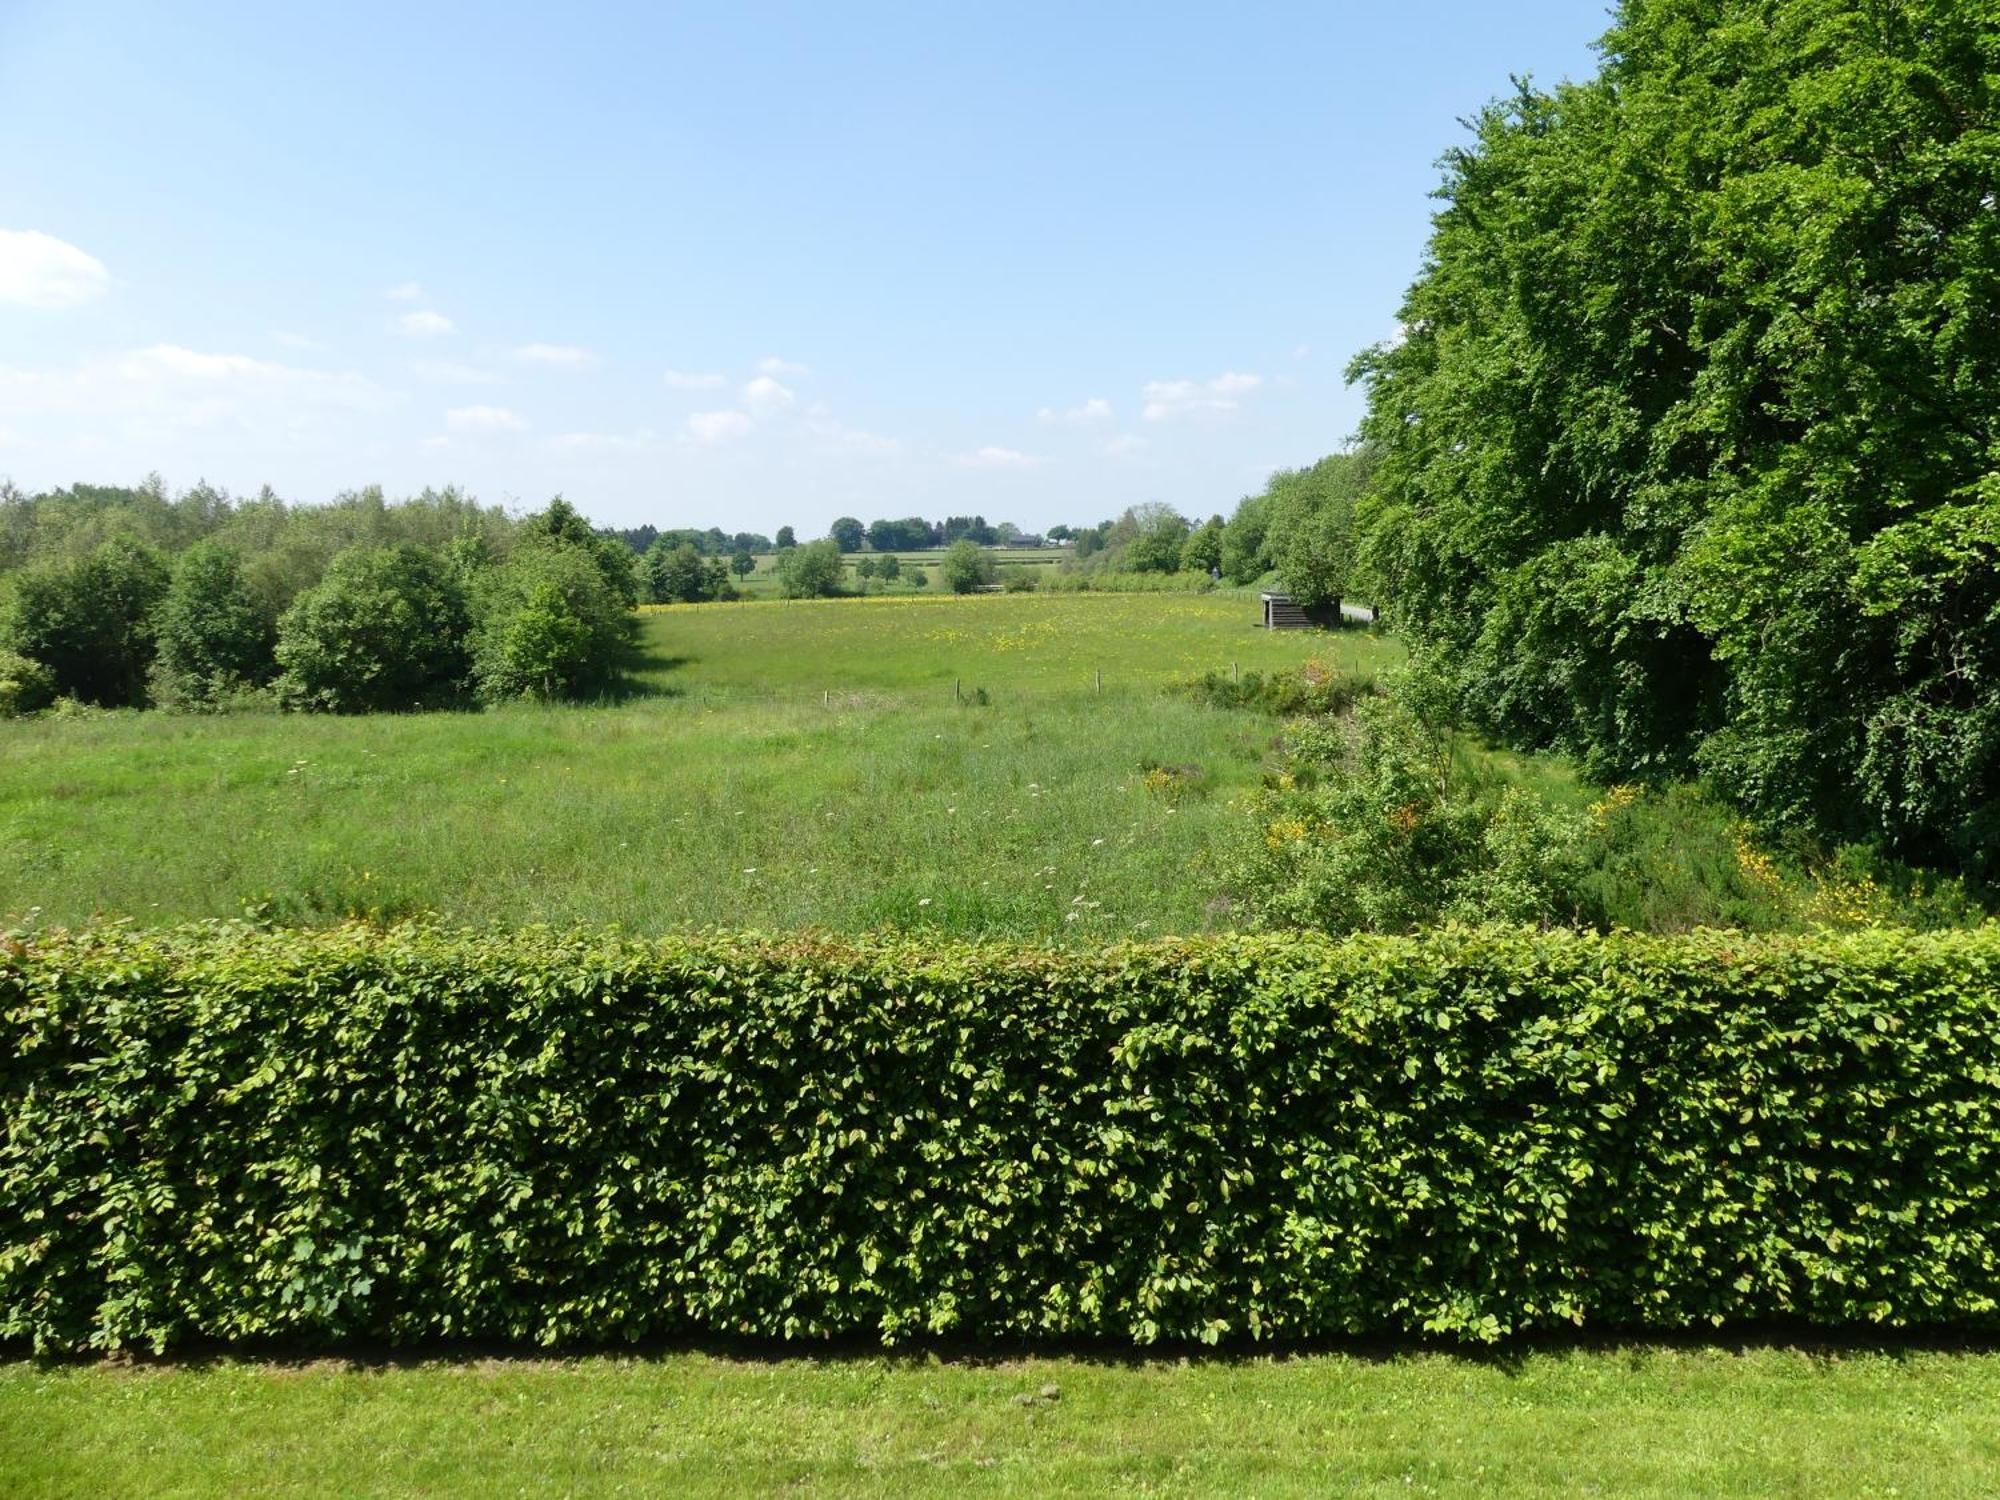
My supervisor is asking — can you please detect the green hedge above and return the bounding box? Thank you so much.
[5,923,2000,1353]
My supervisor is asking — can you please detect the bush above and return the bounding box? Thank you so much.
[1231,694,1593,932]
[6,921,2000,1354]
[1181,660,1374,717]
[471,542,632,702]
[0,648,55,717]
[274,544,473,712]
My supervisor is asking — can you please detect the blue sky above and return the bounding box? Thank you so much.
[0,1,1606,535]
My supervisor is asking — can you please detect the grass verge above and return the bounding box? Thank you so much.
[5,1345,1998,1498]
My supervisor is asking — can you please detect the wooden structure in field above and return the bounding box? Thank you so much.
[1260,592,1342,630]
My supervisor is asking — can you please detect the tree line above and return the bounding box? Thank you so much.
[0,481,638,713]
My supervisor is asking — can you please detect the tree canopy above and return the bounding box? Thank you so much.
[1349,0,2000,873]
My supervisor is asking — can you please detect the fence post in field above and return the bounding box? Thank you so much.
[954,678,961,703]
[1094,668,1102,693]
[1232,661,1239,684]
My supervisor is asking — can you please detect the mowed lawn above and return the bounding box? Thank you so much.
[0,592,1394,938]
[6,1346,1999,1498]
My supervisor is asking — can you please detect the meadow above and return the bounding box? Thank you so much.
[0,592,1397,938]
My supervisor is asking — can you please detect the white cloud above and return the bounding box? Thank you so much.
[686,409,753,444]
[0,229,111,309]
[741,375,795,415]
[272,331,324,352]
[386,281,425,302]
[663,368,728,390]
[513,343,596,367]
[1103,434,1147,457]
[0,344,389,443]
[445,404,525,432]
[549,430,655,453]
[1140,370,1263,422]
[0,426,17,447]
[1038,397,1113,426]
[805,408,901,457]
[757,356,809,378]
[956,445,1039,470]
[412,359,502,385]
[399,309,454,337]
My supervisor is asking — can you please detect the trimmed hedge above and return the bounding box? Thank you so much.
[5,923,2000,1353]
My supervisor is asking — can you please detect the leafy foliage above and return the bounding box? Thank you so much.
[1180,659,1375,718]
[0,537,168,706]
[149,542,275,709]
[776,539,845,599]
[1350,0,2000,873]
[519,498,639,608]
[1232,694,1593,932]
[472,542,633,702]
[0,649,54,717]
[274,544,474,712]
[644,540,710,604]
[941,540,996,594]
[1266,452,1373,606]
[6,921,2000,1354]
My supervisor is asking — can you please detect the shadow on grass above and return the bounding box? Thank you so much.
[23,1322,2000,1376]
[604,648,695,702]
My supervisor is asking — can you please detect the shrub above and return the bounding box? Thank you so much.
[274,544,473,712]
[1231,695,1593,932]
[1181,660,1374,717]
[0,648,55,717]
[6,922,2000,1354]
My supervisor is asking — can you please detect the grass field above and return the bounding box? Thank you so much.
[0,592,1398,938]
[6,1345,1998,1497]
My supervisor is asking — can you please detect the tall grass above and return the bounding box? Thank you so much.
[0,594,1396,939]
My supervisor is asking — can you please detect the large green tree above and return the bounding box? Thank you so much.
[1351,0,2000,870]
[775,538,844,598]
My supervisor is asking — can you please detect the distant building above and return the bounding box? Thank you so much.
[1259,592,1341,630]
